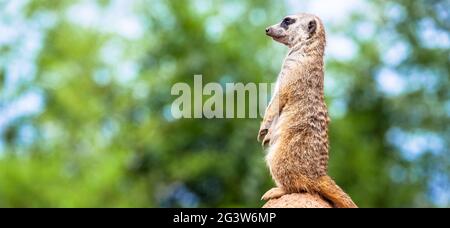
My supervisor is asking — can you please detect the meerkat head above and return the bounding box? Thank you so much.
[265,13,324,48]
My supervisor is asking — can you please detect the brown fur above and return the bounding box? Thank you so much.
[258,13,357,208]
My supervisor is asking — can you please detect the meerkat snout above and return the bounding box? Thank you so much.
[266,13,321,48]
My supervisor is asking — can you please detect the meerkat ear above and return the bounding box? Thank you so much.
[308,20,317,34]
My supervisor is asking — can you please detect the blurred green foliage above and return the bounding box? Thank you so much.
[0,0,448,207]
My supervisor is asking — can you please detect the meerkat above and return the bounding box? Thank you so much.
[257,13,357,208]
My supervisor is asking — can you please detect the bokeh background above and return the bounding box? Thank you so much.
[0,0,449,207]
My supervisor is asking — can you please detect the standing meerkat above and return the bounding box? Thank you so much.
[258,13,357,208]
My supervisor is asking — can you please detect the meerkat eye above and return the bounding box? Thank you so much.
[281,17,296,29]
[282,18,294,25]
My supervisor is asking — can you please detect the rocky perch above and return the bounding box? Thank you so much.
[263,193,332,208]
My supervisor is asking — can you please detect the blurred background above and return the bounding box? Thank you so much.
[0,0,449,207]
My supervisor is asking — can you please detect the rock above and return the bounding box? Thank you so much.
[263,193,332,208]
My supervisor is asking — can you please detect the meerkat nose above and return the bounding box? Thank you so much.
[265,28,271,34]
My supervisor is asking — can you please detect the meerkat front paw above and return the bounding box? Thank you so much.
[257,128,268,142]
[258,119,274,142]
[262,130,273,148]
[261,187,286,201]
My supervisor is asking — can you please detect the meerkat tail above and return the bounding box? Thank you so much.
[317,176,358,208]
